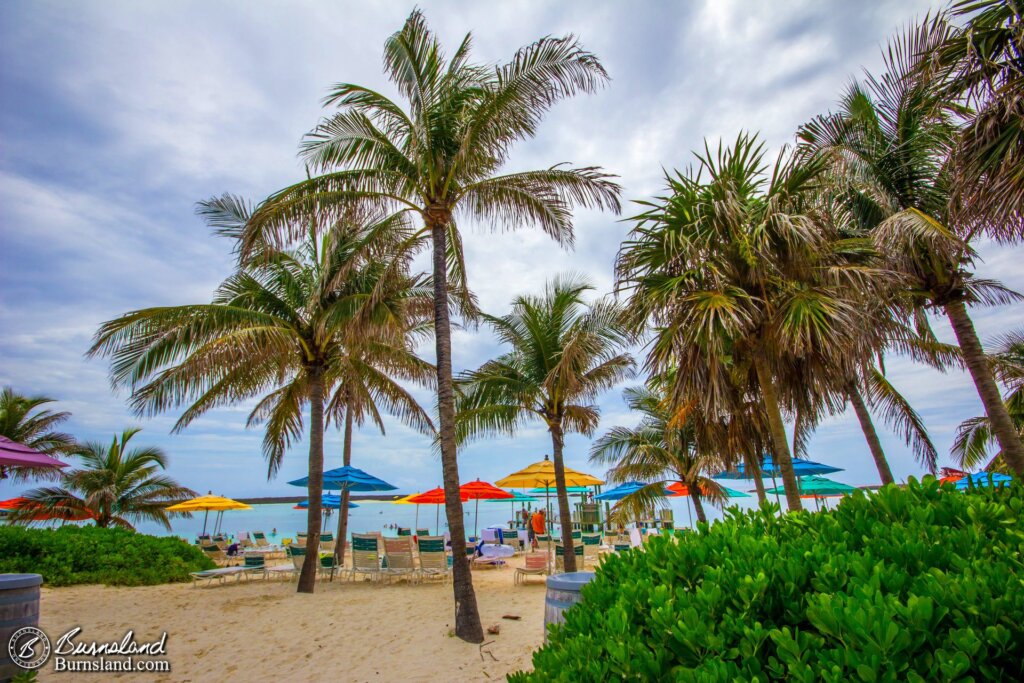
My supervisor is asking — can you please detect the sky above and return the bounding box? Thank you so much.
[3,0,1023,503]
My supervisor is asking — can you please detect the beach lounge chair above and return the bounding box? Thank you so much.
[613,543,631,552]
[318,554,337,582]
[294,532,308,547]
[197,534,213,547]
[629,528,643,548]
[416,536,450,583]
[242,552,268,580]
[482,528,500,544]
[581,533,601,563]
[515,552,549,586]
[382,537,416,582]
[501,529,521,552]
[555,543,584,572]
[189,566,247,587]
[288,544,307,574]
[319,533,335,554]
[350,533,383,582]
[397,527,412,537]
[252,531,272,548]
[415,528,430,537]
[202,544,234,566]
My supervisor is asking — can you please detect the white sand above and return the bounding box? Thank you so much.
[38,558,546,682]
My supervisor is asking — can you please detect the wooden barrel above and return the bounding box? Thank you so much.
[543,571,595,641]
[0,574,43,682]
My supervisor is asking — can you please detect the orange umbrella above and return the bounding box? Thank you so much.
[938,467,968,485]
[0,497,94,522]
[406,487,468,535]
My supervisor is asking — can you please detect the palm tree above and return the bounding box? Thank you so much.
[617,134,882,511]
[590,385,728,525]
[799,17,1024,476]
[952,328,1024,470]
[455,276,634,572]
[0,387,75,482]
[243,10,620,641]
[89,203,425,593]
[16,428,194,529]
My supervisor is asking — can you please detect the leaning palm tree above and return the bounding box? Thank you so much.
[799,17,1024,476]
[952,328,1024,471]
[590,385,728,525]
[455,276,634,572]
[89,205,424,594]
[0,387,75,482]
[617,134,882,511]
[243,10,620,641]
[16,428,194,529]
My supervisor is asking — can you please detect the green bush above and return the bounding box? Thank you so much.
[0,525,215,586]
[512,478,1024,682]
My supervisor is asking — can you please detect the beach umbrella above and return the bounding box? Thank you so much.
[488,491,538,527]
[0,496,94,522]
[393,492,428,533]
[595,481,673,501]
[953,472,1014,490]
[460,480,513,537]
[288,465,397,492]
[0,435,69,479]
[938,467,968,485]
[713,456,843,509]
[166,494,252,535]
[527,486,592,495]
[405,487,469,534]
[666,481,750,527]
[764,476,857,510]
[295,494,359,509]
[497,456,604,535]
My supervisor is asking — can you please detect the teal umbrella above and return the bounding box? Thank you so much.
[487,491,538,527]
[764,475,856,510]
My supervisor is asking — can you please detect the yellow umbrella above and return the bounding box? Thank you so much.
[496,456,604,537]
[166,494,252,535]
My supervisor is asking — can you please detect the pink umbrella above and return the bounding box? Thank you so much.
[0,436,69,478]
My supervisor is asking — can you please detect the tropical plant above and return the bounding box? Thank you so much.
[799,17,1024,476]
[953,328,1024,470]
[242,10,621,640]
[617,133,885,510]
[589,384,728,525]
[511,478,1024,681]
[455,276,633,572]
[15,428,194,530]
[88,201,427,593]
[0,386,75,482]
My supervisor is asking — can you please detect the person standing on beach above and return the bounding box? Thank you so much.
[530,509,546,549]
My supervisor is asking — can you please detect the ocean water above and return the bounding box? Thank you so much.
[131,494,769,542]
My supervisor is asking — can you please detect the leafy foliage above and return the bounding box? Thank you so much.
[0,525,215,586]
[512,478,1024,682]
[0,386,76,483]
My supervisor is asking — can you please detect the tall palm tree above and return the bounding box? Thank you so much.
[952,328,1024,470]
[589,385,728,525]
[617,134,881,511]
[455,276,634,572]
[89,205,424,593]
[0,387,75,482]
[243,11,620,641]
[17,428,194,529]
[799,17,1024,476]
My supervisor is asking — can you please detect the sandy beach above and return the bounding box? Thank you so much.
[38,556,545,682]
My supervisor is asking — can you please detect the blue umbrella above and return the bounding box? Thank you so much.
[296,494,359,509]
[713,456,842,479]
[954,472,1013,490]
[289,465,397,492]
[595,481,673,501]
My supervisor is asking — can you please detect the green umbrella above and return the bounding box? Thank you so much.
[488,491,538,528]
[528,486,590,494]
[764,475,856,509]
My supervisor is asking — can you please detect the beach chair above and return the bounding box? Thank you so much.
[294,532,308,547]
[416,536,450,583]
[581,533,601,563]
[189,566,247,587]
[415,528,430,538]
[554,543,584,572]
[197,534,213,547]
[500,529,521,552]
[571,530,582,542]
[252,531,271,548]
[397,527,412,537]
[319,533,335,554]
[613,543,631,552]
[242,552,267,580]
[515,552,549,586]
[382,537,416,582]
[350,533,383,582]
[318,554,338,582]
[202,544,234,566]
[629,528,643,548]
[288,544,307,574]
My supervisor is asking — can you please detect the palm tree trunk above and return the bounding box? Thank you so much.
[298,366,325,594]
[744,452,768,505]
[846,382,895,485]
[691,489,708,524]
[753,353,803,512]
[945,299,1024,476]
[430,219,483,644]
[549,421,576,573]
[335,400,353,566]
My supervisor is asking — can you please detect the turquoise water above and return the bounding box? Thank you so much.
[132,495,765,542]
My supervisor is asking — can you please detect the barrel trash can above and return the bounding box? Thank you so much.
[0,574,43,683]
[544,571,595,641]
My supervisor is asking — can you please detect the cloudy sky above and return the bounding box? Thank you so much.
[3,0,1022,504]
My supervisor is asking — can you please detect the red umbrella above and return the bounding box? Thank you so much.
[0,497,93,522]
[0,436,69,478]
[459,480,513,538]
[939,467,968,485]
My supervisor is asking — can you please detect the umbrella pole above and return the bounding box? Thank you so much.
[474,498,480,539]
[686,497,694,529]
[414,504,420,532]
[202,509,209,535]
[770,472,782,511]
[435,504,440,535]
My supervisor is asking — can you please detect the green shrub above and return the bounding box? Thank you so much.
[512,478,1024,682]
[0,525,215,586]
